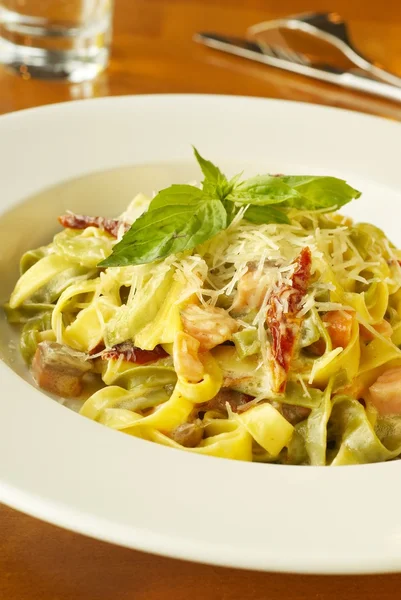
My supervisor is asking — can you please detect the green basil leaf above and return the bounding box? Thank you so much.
[148,185,205,211]
[192,147,239,200]
[193,147,227,190]
[279,176,361,210]
[99,150,362,268]
[229,174,361,211]
[243,205,291,225]
[100,198,226,267]
[221,199,238,225]
[229,175,300,205]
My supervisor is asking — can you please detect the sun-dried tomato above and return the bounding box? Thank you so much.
[102,342,168,364]
[58,213,130,238]
[267,247,312,392]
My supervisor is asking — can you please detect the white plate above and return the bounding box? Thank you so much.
[1,95,401,575]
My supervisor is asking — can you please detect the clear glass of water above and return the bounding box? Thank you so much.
[0,0,113,82]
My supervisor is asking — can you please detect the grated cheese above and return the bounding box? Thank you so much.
[52,195,401,399]
[297,374,312,398]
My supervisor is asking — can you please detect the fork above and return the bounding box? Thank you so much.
[248,12,401,89]
[194,32,401,103]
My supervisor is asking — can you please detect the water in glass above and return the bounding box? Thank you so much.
[0,0,113,81]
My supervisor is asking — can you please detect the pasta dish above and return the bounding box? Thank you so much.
[5,149,401,466]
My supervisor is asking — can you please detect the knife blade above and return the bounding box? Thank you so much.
[194,32,401,103]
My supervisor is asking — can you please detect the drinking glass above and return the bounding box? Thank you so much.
[0,0,113,82]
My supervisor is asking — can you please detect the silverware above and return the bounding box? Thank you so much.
[248,12,401,89]
[193,32,401,103]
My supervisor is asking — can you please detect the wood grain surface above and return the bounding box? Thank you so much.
[1,0,401,598]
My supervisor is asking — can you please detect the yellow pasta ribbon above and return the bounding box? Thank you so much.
[234,402,294,456]
[9,254,73,308]
[175,353,223,404]
[359,337,401,374]
[344,280,389,324]
[63,296,118,352]
[51,278,100,343]
[80,386,133,420]
[134,279,196,350]
[150,422,253,461]
[309,317,360,387]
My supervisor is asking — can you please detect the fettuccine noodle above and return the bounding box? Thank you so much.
[6,186,401,466]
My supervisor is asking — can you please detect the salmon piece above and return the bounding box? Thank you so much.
[360,319,393,342]
[32,341,92,397]
[308,311,354,356]
[231,260,281,314]
[323,310,354,349]
[58,214,130,238]
[181,304,239,351]
[231,269,268,313]
[338,377,368,400]
[267,247,312,392]
[173,331,204,384]
[369,367,401,415]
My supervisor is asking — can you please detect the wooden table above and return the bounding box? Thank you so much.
[1,0,401,597]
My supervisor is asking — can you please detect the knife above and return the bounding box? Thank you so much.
[194,32,401,103]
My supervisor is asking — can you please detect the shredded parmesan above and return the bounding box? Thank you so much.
[297,374,312,398]
[48,194,401,408]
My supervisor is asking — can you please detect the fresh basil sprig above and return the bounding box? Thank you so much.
[100,148,361,267]
[229,174,361,210]
[101,188,226,267]
[193,147,239,200]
